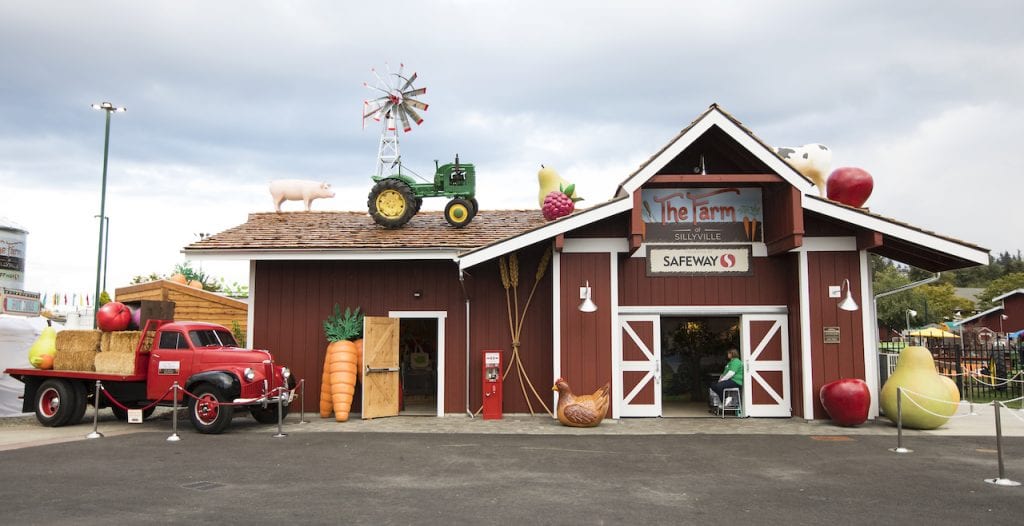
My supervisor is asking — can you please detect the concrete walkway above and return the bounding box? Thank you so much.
[3,400,1024,450]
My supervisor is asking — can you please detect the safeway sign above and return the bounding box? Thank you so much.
[646,245,752,276]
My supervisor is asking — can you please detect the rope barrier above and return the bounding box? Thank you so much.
[996,401,1024,425]
[899,389,978,420]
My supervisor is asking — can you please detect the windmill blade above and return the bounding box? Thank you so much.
[363,98,386,119]
[403,87,426,98]
[398,71,418,92]
[402,104,424,126]
[363,104,387,123]
[404,98,429,111]
[396,104,412,133]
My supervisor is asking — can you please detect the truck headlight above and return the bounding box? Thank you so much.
[281,367,291,380]
[244,368,256,382]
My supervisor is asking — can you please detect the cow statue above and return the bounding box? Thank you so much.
[774,143,831,197]
[269,180,336,212]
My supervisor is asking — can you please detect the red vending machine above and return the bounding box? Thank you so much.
[482,350,503,420]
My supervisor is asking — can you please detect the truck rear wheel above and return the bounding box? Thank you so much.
[368,179,416,228]
[445,198,473,228]
[34,379,82,427]
[188,384,234,434]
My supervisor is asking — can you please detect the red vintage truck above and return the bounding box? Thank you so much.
[3,320,294,434]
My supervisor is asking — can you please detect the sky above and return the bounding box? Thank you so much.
[2,0,1023,302]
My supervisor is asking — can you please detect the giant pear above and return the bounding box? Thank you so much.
[880,346,960,429]
[28,326,57,369]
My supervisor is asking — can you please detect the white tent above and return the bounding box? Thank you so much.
[0,315,57,417]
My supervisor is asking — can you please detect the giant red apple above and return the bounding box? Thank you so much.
[819,378,870,426]
[97,301,131,332]
[826,167,874,208]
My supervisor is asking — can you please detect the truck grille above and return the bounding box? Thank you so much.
[241,382,265,399]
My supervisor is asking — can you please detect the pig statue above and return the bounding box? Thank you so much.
[269,180,336,212]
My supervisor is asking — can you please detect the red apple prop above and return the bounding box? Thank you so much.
[97,301,131,332]
[819,378,870,426]
[826,167,873,208]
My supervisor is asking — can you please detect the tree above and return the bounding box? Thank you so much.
[977,272,1024,308]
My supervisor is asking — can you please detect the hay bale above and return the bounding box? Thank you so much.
[53,350,97,372]
[94,352,136,375]
[100,331,142,354]
[55,330,102,353]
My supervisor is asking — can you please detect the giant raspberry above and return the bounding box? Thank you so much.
[542,183,580,221]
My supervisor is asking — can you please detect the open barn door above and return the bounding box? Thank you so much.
[362,316,400,419]
[617,315,661,417]
[741,314,791,417]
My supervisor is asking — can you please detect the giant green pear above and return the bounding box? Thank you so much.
[880,346,960,429]
[28,326,57,369]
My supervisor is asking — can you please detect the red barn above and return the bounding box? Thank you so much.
[185,105,988,421]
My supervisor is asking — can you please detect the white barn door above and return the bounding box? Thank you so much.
[741,314,791,417]
[617,315,661,417]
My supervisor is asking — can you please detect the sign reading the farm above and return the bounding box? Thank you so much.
[646,245,753,276]
[640,187,763,243]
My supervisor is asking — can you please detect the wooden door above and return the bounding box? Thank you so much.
[361,316,400,419]
[741,314,791,417]
[617,315,661,417]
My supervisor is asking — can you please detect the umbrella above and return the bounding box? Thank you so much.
[907,327,959,338]
[1009,329,1024,340]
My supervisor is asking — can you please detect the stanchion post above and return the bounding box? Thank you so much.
[985,401,1021,486]
[889,387,912,454]
[299,379,308,424]
[167,382,181,442]
[86,380,104,439]
[273,388,287,438]
[85,378,104,435]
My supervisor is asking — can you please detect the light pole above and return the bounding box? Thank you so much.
[906,309,917,335]
[95,215,109,294]
[91,102,125,327]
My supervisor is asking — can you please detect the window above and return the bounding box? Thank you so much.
[189,330,238,348]
[158,331,190,350]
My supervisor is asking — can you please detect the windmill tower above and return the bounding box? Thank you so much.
[362,63,428,177]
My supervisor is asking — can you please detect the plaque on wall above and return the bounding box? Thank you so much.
[823,326,841,344]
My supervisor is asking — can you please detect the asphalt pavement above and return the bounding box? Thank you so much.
[1,408,1024,524]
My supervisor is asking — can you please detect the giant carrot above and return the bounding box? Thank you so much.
[322,305,363,422]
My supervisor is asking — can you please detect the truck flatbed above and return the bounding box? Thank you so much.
[3,367,146,383]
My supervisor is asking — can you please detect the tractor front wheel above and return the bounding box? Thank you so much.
[444,198,473,228]
[368,179,416,228]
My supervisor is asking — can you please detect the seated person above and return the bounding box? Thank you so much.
[710,348,743,406]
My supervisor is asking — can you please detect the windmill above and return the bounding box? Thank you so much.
[361,63,478,229]
[362,63,428,178]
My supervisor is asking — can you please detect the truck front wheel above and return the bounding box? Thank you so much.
[250,404,289,424]
[188,384,234,434]
[34,379,82,427]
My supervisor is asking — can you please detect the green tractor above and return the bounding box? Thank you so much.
[367,155,478,228]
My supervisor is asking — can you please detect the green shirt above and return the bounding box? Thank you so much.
[723,357,744,386]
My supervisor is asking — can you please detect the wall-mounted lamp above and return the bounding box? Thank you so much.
[906,309,917,333]
[413,289,423,299]
[837,278,859,312]
[578,281,597,313]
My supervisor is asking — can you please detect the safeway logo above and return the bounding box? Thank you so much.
[647,245,752,276]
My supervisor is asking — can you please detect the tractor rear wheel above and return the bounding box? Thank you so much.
[368,179,416,228]
[468,198,479,221]
[444,198,473,228]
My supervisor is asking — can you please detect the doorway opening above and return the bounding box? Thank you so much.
[660,316,739,417]
[397,317,438,415]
